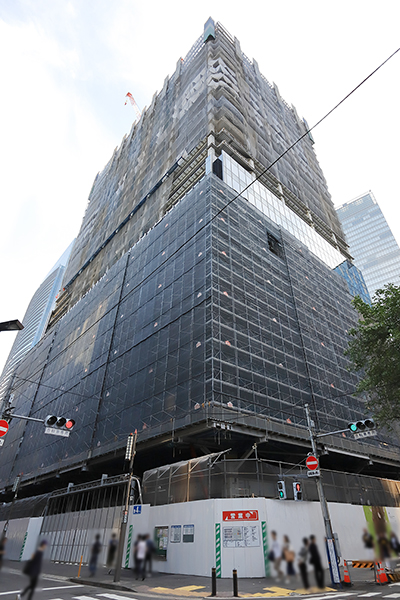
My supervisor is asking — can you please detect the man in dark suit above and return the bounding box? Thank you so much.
[309,535,324,589]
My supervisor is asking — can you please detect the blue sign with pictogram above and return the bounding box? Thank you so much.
[133,505,142,514]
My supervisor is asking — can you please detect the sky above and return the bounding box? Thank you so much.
[0,0,399,371]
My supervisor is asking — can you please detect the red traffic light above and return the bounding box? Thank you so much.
[65,419,75,430]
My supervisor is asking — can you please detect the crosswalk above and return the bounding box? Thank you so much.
[72,595,136,600]
[34,586,400,600]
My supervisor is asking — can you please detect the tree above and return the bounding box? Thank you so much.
[346,284,400,431]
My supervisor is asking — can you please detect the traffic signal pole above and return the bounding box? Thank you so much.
[304,404,341,586]
[114,431,140,583]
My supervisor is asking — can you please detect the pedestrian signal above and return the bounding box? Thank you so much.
[293,481,302,501]
[348,419,375,433]
[44,415,75,431]
[277,480,286,499]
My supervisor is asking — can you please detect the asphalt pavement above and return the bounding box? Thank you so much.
[0,558,382,598]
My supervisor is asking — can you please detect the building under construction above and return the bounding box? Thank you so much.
[1,20,400,550]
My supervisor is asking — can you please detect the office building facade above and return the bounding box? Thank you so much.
[336,192,400,298]
[0,242,73,405]
[2,20,400,502]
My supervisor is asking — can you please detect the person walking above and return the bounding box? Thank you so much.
[135,534,148,581]
[0,536,7,571]
[269,531,284,581]
[17,539,47,600]
[362,528,374,559]
[144,533,155,576]
[298,537,310,590]
[309,535,324,589]
[106,533,118,574]
[390,531,400,556]
[88,534,102,577]
[282,534,296,583]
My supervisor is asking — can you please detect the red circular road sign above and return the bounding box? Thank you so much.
[0,420,9,438]
[306,455,319,470]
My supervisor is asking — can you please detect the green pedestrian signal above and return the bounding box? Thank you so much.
[277,480,286,499]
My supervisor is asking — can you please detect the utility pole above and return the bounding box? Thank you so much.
[114,430,138,583]
[304,404,341,586]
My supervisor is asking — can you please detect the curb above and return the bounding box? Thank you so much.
[70,577,136,592]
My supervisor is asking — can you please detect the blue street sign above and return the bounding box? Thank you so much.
[133,505,142,514]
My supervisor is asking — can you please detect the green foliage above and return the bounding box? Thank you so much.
[346,284,400,430]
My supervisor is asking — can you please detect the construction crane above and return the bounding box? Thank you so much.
[125,93,141,122]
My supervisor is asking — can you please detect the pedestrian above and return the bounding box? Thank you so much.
[144,533,155,576]
[17,539,47,600]
[378,532,391,561]
[133,534,141,577]
[298,537,310,590]
[88,534,102,577]
[282,534,296,583]
[135,534,147,581]
[362,528,374,559]
[309,535,324,589]
[269,531,284,581]
[106,533,118,574]
[0,536,7,571]
[390,531,400,556]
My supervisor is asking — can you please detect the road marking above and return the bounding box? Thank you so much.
[99,595,139,600]
[0,593,22,598]
[358,594,382,597]
[149,587,205,597]
[43,586,84,591]
[383,595,400,598]
[293,595,355,600]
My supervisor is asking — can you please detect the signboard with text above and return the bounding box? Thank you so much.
[222,510,259,521]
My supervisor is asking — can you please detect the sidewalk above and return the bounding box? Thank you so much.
[4,559,378,598]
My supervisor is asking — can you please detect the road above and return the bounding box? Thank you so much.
[2,568,400,600]
[0,573,138,600]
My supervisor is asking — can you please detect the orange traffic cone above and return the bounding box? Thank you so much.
[343,560,352,587]
[380,563,389,584]
[376,562,389,585]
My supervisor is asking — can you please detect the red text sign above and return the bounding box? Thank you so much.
[223,510,259,521]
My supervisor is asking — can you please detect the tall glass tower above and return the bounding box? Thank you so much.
[336,192,400,298]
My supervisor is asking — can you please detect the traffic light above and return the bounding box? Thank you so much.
[293,481,302,501]
[277,480,286,499]
[45,415,75,431]
[348,419,375,433]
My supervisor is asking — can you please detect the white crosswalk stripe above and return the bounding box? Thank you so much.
[383,595,400,598]
[44,586,84,591]
[98,595,138,600]
[302,595,355,600]
[73,596,99,600]
[358,594,382,597]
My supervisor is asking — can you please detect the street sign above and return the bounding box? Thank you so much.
[45,427,70,437]
[306,455,319,470]
[133,505,142,514]
[354,430,378,440]
[307,469,320,478]
[0,420,9,437]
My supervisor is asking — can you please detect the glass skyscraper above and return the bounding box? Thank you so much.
[1,20,399,500]
[0,242,74,405]
[336,192,400,298]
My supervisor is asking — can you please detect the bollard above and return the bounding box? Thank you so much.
[211,567,217,596]
[233,569,238,597]
[77,555,83,578]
